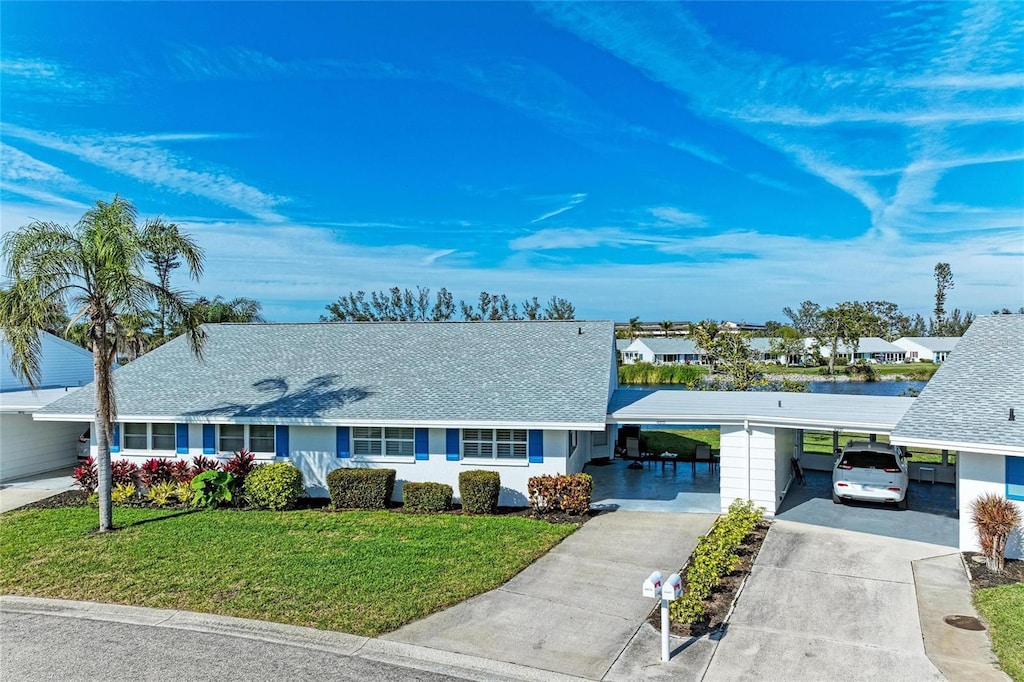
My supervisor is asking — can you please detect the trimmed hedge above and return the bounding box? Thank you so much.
[670,499,763,625]
[245,462,305,511]
[327,468,396,510]
[403,482,453,513]
[527,473,593,515]
[459,470,500,515]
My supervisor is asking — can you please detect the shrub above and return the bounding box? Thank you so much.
[191,455,220,477]
[459,470,500,515]
[671,498,764,625]
[403,482,453,513]
[73,457,98,493]
[244,463,305,511]
[174,481,193,506]
[971,493,1023,573]
[223,449,259,491]
[326,468,396,510]
[110,460,139,487]
[190,470,235,508]
[111,482,138,506]
[527,473,593,515]
[140,458,176,487]
[146,481,178,507]
[169,459,192,484]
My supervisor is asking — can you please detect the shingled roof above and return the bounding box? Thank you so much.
[38,320,616,429]
[891,315,1024,454]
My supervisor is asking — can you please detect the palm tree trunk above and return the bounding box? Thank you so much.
[93,341,113,532]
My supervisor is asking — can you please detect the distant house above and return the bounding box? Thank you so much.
[893,336,960,363]
[1,331,94,482]
[36,321,617,505]
[620,338,702,365]
[809,337,907,364]
[891,315,1024,559]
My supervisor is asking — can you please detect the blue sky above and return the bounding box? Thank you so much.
[2,2,1022,323]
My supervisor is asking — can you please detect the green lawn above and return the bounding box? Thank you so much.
[0,506,576,636]
[975,584,1024,681]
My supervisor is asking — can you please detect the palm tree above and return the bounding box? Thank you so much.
[143,219,203,338]
[0,195,205,532]
[627,316,642,341]
[659,320,674,336]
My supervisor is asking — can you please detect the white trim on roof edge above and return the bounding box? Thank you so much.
[889,435,1024,457]
[32,412,607,431]
[606,413,903,433]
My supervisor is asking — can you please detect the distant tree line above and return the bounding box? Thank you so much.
[321,287,575,322]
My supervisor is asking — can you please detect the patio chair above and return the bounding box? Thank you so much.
[694,444,717,474]
[625,437,645,469]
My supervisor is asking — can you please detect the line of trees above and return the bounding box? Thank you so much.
[321,287,575,322]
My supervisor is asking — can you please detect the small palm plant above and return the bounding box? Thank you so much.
[970,493,1022,573]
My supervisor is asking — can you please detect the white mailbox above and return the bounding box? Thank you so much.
[662,573,682,601]
[642,571,664,599]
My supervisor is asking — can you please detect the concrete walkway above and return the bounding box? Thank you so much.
[0,467,76,513]
[383,511,716,680]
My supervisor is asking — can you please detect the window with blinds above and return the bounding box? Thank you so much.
[353,426,414,457]
[463,428,527,459]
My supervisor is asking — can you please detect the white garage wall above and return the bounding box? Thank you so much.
[774,428,796,513]
[959,451,1024,560]
[0,414,83,482]
[720,424,777,516]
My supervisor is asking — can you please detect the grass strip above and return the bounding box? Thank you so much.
[975,584,1024,681]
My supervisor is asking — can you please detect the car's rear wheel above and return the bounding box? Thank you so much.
[832,491,842,504]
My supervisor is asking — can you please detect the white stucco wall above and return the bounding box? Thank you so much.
[720,424,778,516]
[774,428,796,513]
[105,424,579,507]
[958,451,1024,560]
[0,413,84,482]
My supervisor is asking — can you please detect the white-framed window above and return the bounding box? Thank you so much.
[352,427,414,457]
[593,428,608,447]
[218,424,275,454]
[463,428,527,460]
[122,422,175,451]
[568,430,578,454]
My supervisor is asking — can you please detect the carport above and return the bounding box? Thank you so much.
[606,390,938,518]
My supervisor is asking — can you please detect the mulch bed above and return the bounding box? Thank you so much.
[11,490,593,526]
[648,521,771,638]
[963,552,1024,589]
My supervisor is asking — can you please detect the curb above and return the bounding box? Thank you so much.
[1,596,588,682]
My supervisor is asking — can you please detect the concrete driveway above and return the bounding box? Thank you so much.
[0,468,76,513]
[384,511,716,680]
[703,520,948,681]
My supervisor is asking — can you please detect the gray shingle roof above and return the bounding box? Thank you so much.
[892,315,1024,452]
[632,338,699,354]
[894,337,961,352]
[39,321,615,428]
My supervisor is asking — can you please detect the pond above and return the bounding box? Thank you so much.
[618,380,927,397]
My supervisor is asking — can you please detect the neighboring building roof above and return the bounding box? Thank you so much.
[891,315,1024,455]
[835,338,906,354]
[628,338,699,355]
[616,338,632,352]
[1,330,94,392]
[0,386,91,413]
[37,321,616,429]
[893,337,961,353]
[607,389,914,433]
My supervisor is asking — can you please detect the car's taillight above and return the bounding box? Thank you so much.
[837,482,848,487]
[884,467,900,473]
[888,487,902,492]
[838,464,852,470]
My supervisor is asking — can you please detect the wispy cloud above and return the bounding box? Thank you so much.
[0,143,95,209]
[168,45,408,82]
[530,192,587,224]
[3,125,288,222]
[649,206,706,228]
[0,55,117,103]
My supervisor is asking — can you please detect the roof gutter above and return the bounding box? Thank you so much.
[889,435,1024,458]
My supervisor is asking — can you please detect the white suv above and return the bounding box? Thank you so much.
[832,441,910,509]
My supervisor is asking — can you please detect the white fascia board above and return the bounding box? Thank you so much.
[606,412,899,433]
[889,435,1024,457]
[31,413,94,422]
[33,412,605,431]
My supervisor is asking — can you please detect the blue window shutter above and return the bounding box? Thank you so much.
[446,429,460,461]
[202,424,216,454]
[336,426,350,458]
[176,424,189,454]
[415,428,429,460]
[528,430,544,464]
[1008,456,1024,501]
[276,425,290,458]
[110,423,120,453]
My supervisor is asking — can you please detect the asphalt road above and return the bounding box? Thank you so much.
[1,611,468,682]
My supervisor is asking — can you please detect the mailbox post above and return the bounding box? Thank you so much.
[643,571,683,662]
